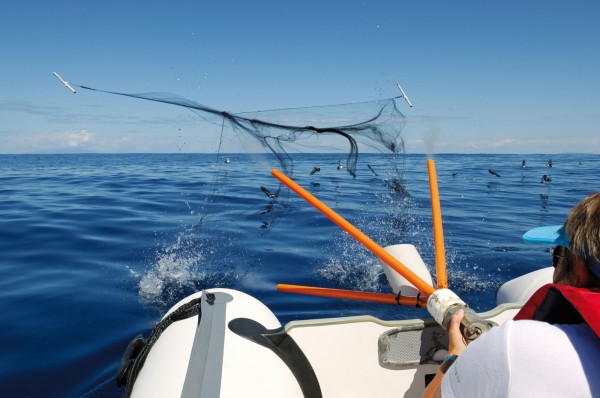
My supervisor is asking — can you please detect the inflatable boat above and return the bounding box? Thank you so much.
[116,246,553,398]
[115,166,555,397]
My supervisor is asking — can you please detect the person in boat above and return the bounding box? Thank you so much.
[423,192,600,398]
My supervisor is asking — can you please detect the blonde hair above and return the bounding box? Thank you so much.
[564,192,600,287]
[565,192,600,261]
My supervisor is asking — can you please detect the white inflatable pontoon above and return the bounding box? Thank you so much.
[117,244,552,398]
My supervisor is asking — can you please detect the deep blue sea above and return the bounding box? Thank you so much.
[0,153,597,397]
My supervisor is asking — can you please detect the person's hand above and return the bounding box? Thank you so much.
[421,308,468,398]
[447,309,468,356]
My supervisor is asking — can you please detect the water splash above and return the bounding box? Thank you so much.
[138,231,238,308]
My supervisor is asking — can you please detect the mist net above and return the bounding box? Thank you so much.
[75,84,410,307]
[78,85,406,178]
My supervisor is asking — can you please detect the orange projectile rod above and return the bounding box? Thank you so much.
[272,169,436,295]
[277,284,429,307]
[427,159,448,289]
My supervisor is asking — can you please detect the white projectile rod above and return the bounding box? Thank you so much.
[53,72,76,94]
[396,83,412,107]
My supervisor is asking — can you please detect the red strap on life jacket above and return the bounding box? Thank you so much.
[514,284,600,338]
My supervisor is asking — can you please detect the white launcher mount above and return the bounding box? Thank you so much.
[378,244,496,340]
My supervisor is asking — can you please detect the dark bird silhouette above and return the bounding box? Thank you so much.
[546,160,553,167]
[367,164,379,176]
[521,160,526,168]
[337,161,343,170]
[489,169,501,177]
[387,178,410,197]
[310,167,321,175]
[540,175,552,184]
[260,186,277,199]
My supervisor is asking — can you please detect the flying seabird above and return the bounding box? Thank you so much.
[260,186,277,199]
[387,178,410,197]
[367,164,379,176]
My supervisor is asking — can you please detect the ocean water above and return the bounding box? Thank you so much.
[0,152,596,397]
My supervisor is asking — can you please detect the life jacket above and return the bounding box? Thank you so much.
[514,283,600,338]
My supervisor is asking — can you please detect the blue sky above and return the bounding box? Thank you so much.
[1,1,599,154]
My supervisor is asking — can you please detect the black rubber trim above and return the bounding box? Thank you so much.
[228,318,322,398]
[119,297,203,397]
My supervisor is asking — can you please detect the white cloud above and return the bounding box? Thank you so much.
[405,135,600,154]
[66,131,92,147]
[36,130,96,151]
[1,130,138,154]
